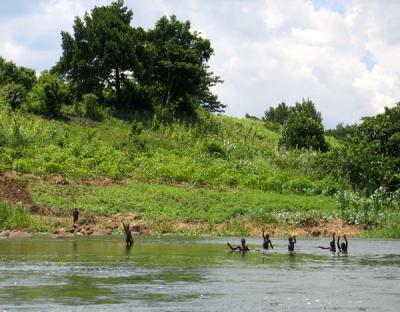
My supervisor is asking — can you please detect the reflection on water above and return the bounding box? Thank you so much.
[0,237,399,311]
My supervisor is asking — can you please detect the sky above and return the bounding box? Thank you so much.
[0,0,399,128]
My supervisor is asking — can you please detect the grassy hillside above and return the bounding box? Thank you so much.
[0,105,338,195]
[1,104,363,236]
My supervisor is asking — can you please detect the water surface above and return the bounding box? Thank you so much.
[0,236,399,311]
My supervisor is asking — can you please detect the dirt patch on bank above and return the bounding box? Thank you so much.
[0,177,40,212]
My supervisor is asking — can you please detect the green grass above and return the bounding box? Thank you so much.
[0,105,341,195]
[29,180,339,223]
[0,201,53,232]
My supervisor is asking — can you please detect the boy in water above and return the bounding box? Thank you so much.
[288,236,296,251]
[318,233,336,252]
[123,223,134,247]
[337,235,348,254]
[262,230,274,250]
[227,238,249,252]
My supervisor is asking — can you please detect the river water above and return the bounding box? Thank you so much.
[0,236,399,311]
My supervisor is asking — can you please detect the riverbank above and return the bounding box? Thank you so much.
[0,174,364,237]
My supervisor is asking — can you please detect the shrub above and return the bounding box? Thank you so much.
[0,83,26,110]
[202,142,226,158]
[82,93,103,121]
[278,113,328,152]
[26,72,67,116]
[130,120,144,136]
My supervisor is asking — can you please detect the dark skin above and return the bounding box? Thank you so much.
[227,238,249,252]
[318,233,336,252]
[288,236,296,251]
[123,223,134,247]
[262,230,274,250]
[72,208,79,224]
[337,235,348,253]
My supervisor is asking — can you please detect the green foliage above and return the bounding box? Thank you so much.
[336,188,400,225]
[264,102,291,124]
[0,56,36,90]
[322,103,400,193]
[325,122,356,141]
[278,113,328,152]
[143,14,223,115]
[0,83,26,110]
[56,0,139,102]
[265,99,322,125]
[30,181,339,223]
[130,120,144,136]
[0,202,31,230]
[73,94,103,121]
[0,201,54,232]
[26,72,68,116]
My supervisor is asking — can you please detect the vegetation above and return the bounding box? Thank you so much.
[0,1,399,238]
[54,0,224,115]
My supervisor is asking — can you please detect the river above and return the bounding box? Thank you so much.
[0,236,399,311]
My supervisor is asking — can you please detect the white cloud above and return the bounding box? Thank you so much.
[0,0,399,127]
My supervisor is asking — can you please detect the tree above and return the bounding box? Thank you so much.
[264,99,321,124]
[264,102,290,124]
[0,56,36,90]
[146,15,224,115]
[320,103,400,193]
[55,0,139,104]
[278,112,328,152]
[294,99,322,124]
[27,72,68,116]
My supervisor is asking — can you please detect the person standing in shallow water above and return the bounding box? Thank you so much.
[288,236,296,251]
[123,223,134,247]
[262,230,273,250]
[318,233,336,252]
[337,235,348,254]
[72,208,79,224]
[227,238,249,252]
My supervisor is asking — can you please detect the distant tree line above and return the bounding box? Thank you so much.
[0,0,225,119]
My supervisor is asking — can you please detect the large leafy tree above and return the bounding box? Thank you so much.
[146,15,224,115]
[319,103,400,193]
[55,0,139,103]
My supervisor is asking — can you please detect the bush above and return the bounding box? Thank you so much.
[82,93,103,121]
[0,83,26,110]
[26,72,67,116]
[278,113,328,152]
[130,120,144,136]
[202,142,226,158]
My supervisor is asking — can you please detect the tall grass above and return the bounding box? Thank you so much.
[0,105,340,195]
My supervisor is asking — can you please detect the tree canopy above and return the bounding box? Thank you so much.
[54,1,224,115]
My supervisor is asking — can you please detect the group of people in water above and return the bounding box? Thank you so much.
[71,209,348,253]
[227,230,348,254]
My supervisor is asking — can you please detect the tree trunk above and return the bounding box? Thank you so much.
[115,67,121,107]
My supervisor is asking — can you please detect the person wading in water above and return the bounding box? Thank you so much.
[317,233,336,252]
[227,238,249,253]
[288,236,296,252]
[123,223,134,247]
[262,230,274,250]
[337,235,348,254]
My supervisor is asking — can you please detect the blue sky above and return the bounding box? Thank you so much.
[1,0,399,128]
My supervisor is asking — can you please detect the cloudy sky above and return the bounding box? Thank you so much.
[1,0,399,127]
